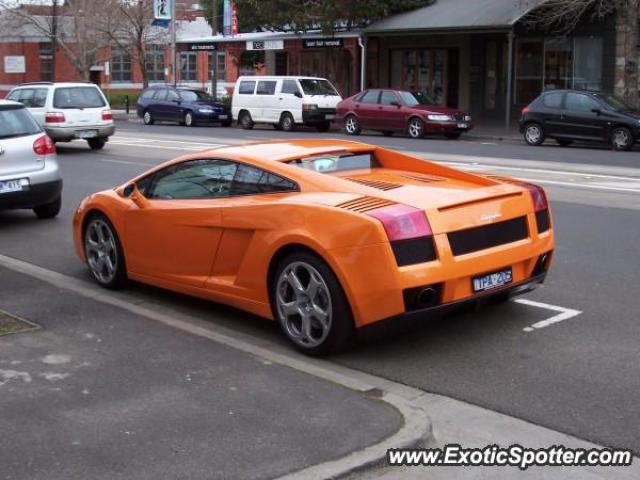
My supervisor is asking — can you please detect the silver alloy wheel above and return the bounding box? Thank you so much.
[85,219,118,285]
[143,111,152,124]
[408,118,423,138]
[185,112,193,126]
[612,128,630,149]
[275,261,333,348]
[345,116,358,134]
[525,124,542,144]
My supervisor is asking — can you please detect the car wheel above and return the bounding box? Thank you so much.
[524,122,545,146]
[84,213,127,289]
[184,111,195,127]
[611,126,633,151]
[143,110,154,125]
[33,195,61,219]
[445,132,461,140]
[272,252,354,356]
[88,138,106,150]
[279,112,295,132]
[239,111,254,130]
[316,122,331,133]
[344,115,361,135]
[408,117,425,139]
[556,139,573,147]
[382,131,393,137]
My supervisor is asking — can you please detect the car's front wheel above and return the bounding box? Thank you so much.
[611,126,633,151]
[272,252,353,356]
[84,213,127,289]
[524,122,545,146]
[407,117,425,139]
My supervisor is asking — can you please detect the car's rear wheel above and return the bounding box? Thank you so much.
[316,121,331,133]
[611,126,633,151]
[524,122,545,146]
[143,110,154,125]
[184,111,195,127]
[279,112,295,132]
[239,111,254,130]
[344,115,361,135]
[556,139,573,147]
[88,138,106,150]
[272,252,353,356]
[33,195,61,219]
[84,213,127,289]
[445,132,461,140]
[408,117,425,139]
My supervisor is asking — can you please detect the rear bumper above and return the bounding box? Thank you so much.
[0,179,62,210]
[45,125,115,142]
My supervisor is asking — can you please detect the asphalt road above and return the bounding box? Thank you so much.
[1,121,639,455]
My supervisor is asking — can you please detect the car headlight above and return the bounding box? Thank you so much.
[427,114,454,121]
[302,103,319,111]
[464,115,472,122]
[198,108,214,113]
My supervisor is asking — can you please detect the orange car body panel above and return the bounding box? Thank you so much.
[73,139,554,327]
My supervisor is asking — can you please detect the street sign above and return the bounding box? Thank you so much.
[246,40,283,51]
[154,0,171,20]
[303,38,344,49]
[187,43,217,51]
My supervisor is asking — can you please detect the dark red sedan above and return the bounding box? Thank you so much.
[336,89,473,139]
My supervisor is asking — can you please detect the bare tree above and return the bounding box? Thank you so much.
[524,0,639,106]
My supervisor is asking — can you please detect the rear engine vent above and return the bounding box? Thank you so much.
[335,196,396,213]
[398,173,441,183]
[448,216,529,256]
[535,209,551,233]
[345,178,403,191]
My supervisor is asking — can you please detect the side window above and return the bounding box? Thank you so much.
[145,159,238,200]
[565,93,600,113]
[32,89,48,107]
[542,92,564,109]
[238,81,256,94]
[281,79,301,95]
[232,164,297,195]
[166,90,180,102]
[6,90,21,102]
[256,81,277,95]
[358,90,380,104]
[380,91,398,105]
[140,89,155,100]
[153,89,168,101]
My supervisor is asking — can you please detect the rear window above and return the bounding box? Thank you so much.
[299,79,339,96]
[140,89,156,99]
[53,86,106,109]
[543,92,564,109]
[0,106,42,139]
[238,81,256,94]
[290,152,378,173]
[358,90,380,104]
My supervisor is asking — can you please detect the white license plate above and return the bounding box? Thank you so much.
[325,114,336,120]
[218,115,228,120]
[473,268,513,292]
[76,130,97,139]
[457,123,468,129]
[0,179,24,194]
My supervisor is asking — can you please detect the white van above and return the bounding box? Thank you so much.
[231,76,342,132]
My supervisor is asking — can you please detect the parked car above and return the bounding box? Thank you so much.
[137,86,231,127]
[231,76,342,132]
[0,100,62,218]
[520,89,640,151]
[73,139,553,355]
[6,82,114,150]
[336,89,473,139]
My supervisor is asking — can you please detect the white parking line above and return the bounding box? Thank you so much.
[514,298,582,332]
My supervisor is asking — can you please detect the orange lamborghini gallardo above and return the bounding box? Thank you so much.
[73,140,554,354]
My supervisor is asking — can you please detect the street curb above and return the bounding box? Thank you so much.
[0,254,435,480]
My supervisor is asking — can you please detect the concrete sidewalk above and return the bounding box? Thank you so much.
[0,267,402,480]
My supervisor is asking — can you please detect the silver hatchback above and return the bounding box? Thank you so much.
[0,100,62,218]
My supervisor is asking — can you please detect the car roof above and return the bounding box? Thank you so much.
[14,82,98,88]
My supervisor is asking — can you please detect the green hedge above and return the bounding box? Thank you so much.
[106,91,140,109]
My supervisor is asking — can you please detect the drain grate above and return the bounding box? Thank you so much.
[0,310,40,336]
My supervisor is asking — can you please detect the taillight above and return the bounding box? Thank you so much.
[367,204,432,241]
[45,112,65,123]
[521,106,530,114]
[522,182,548,212]
[102,110,113,121]
[33,135,56,155]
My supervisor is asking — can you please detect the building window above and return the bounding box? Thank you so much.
[145,45,165,82]
[112,50,132,83]
[390,49,447,105]
[573,36,603,91]
[39,42,53,81]
[180,52,197,82]
[208,51,226,81]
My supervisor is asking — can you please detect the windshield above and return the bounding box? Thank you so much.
[179,90,212,102]
[291,153,378,173]
[399,91,435,106]
[299,79,339,96]
[53,87,106,109]
[0,107,42,139]
[594,94,634,112]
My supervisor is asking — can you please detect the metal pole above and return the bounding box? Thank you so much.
[51,0,58,81]
[358,35,367,92]
[505,30,515,130]
[171,0,177,85]
[211,0,218,99]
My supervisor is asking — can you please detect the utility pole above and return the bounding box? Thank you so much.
[51,0,58,81]
[211,0,218,99]
[171,0,177,85]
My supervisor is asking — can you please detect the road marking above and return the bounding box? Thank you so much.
[99,158,155,166]
[514,299,582,332]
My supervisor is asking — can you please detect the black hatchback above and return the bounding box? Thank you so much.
[137,86,231,127]
[520,90,640,151]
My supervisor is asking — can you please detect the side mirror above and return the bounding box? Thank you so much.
[122,183,149,209]
[294,91,303,98]
[591,108,601,115]
[390,101,401,107]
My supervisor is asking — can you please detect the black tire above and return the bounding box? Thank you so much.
[556,139,573,147]
[142,110,154,125]
[271,251,354,356]
[407,117,425,139]
[445,132,461,140]
[611,126,633,151]
[523,122,545,146]
[316,122,331,133]
[239,111,254,130]
[184,111,196,127]
[279,112,295,132]
[88,138,106,150]
[344,115,361,135]
[83,212,127,289]
[33,195,61,219]
[382,131,393,137]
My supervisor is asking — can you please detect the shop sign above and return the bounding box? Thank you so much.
[187,43,217,51]
[246,40,284,50]
[303,38,344,49]
[4,56,26,74]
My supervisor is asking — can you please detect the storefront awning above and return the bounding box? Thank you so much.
[365,0,547,34]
